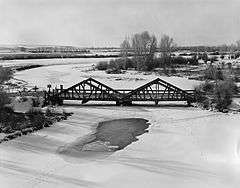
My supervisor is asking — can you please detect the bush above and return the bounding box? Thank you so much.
[0,66,13,84]
[45,107,53,117]
[96,58,136,71]
[235,52,240,59]
[32,97,42,107]
[202,52,209,63]
[188,55,199,65]
[151,58,165,68]
[108,59,121,70]
[170,66,177,74]
[194,82,213,103]
[0,108,26,132]
[204,65,224,80]
[171,56,188,65]
[0,91,11,110]
[125,58,136,69]
[194,79,237,111]
[164,56,198,65]
[213,80,236,111]
[28,109,46,130]
[96,61,108,70]
[209,56,218,63]
[105,68,123,74]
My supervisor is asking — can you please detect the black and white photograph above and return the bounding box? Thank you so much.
[0,0,240,187]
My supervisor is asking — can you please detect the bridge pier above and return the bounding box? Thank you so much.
[116,101,121,106]
[58,99,63,106]
[116,100,132,106]
[123,101,132,106]
[155,100,159,105]
[82,99,89,104]
[51,98,63,106]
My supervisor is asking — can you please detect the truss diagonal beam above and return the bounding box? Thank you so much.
[46,77,195,105]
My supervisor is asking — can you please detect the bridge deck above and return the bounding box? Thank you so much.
[52,90,194,101]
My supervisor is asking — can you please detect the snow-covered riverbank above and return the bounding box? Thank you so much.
[0,105,240,188]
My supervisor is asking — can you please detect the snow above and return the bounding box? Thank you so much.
[0,60,240,188]
[0,106,240,188]
[14,63,200,90]
[0,57,114,67]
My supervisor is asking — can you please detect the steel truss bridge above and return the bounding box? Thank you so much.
[44,77,196,106]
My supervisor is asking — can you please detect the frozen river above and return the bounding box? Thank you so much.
[0,60,240,188]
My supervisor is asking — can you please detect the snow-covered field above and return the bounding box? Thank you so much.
[0,57,114,67]
[0,60,240,188]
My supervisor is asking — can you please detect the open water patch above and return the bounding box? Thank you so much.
[57,118,149,158]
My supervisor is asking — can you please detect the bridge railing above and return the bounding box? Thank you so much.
[47,89,195,95]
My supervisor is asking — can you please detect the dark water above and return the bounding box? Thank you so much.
[94,118,149,150]
[57,118,149,159]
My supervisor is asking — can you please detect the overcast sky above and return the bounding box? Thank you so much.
[0,0,239,47]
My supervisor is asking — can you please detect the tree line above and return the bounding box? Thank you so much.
[120,31,175,70]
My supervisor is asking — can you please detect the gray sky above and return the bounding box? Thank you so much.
[0,0,239,47]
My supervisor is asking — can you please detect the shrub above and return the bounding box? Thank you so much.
[213,80,236,111]
[96,61,108,70]
[209,56,218,63]
[32,97,42,107]
[45,107,53,117]
[163,56,199,65]
[235,52,240,59]
[105,68,123,74]
[96,58,136,71]
[125,58,136,69]
[188,55,199,65]
[202,52,209,63]
[201,82,215,93]
[108,59,121,70]
[171,56,188,65]
[0,108,27,131]
[194,82,212,103]
[152,57,165,68]
[28,109,46,130]
[170,66,177,74]
[0,66,13,84]
[194,79,237,111]
[204,65,224,80]
[0,91,11,110]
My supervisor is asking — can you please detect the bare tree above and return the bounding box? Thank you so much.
[120,37,131,58]
[159,34,175,66]
[236,40,240,51]
[202,52,208,64]
[120,37,131,69]
[131,31,157,70]
[159,34,174,56]
[147,35,157,59]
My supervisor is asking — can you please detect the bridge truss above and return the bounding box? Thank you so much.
[44,77,195,106]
